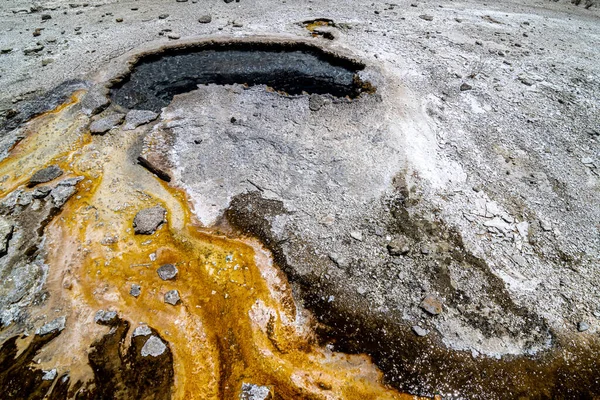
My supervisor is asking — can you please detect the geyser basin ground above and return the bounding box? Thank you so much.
[0,0,599,398]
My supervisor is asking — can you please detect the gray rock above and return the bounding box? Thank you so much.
[57,176,84,187]
[577,321,590,332]
[420,244,432,255]
[28,165,63,187]
[387,237,410,256]
[16,191,33,206]
[130,284,141,297]
[36,316,66,336]
[133,205,166,234]
[350,231,363,241]
[133,325,152,337]
[94,309,118,325]
[460,83,473,91]
[412,325,429,337]
[167,33,181,40]
[540,220,552,232]
[0,218,13,255]
[420,295,443,315]
[198,15,212,23]
[309,94,325,111]
[50,185,76,207]
[141,335,167,357]
[158,14,169,19]
[240,383,272,400]
[90,113,125,134]
[32,186,52,199]
[164,289,180,305]
[240,384,271,400]
[123,109,159,130]
[157,264,178,280]
[81,87,110,116]
[42,369,57,381]
[23,45,44,55]
[419,14,434,21]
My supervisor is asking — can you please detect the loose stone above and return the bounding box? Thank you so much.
[133,325,152,337]
[350,231,363,241]
[309,94,325,111]
[420,295,443,315]
[412,325,429,337]
[28,165,63,187]
[460,83,473,91]
[90,113,125,134]
[36,316,66,336]
[164,289,180,305]
[123,109,159,130]
[198,15,212,23]
[130,284,141,297]
[240,383,272,400]
[577,321,589,332]
[0,218,14,255]
[157,264,178,280]
[50,185,76,207]
[141,335,167,357]
[42,369,57,381]
[94,310,118,325]
[133,205,166,234]
[387,236,410,256]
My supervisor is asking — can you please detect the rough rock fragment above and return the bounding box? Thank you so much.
[460,83,473,91]
[164,290,180,305]
[36,316,66,336]
[412,325,429,337]
[133,325,152,337]
[420,295,442,315]
[133,205,166,234]
[198,14,212,23]
[28,165,63,187]
[309,94,325,111]
[419,14,433,21]
[90,113,125,134]
[130,284,141,297]
[57,176,84,186]
[42,369,57,381]
[578,321,590,332]
[16,191,33,206]
[0,218,13,255]
[94,310,118,325]
[157,264,178,280]
[123,109,159,130]
[50,185,76,207]
[387,236,410,256]
[32,186,52,199]
[141,335,167,357]
[81,87,110,116]
[240,383,272,400]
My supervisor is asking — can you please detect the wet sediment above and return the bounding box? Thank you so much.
[110,42,370,112]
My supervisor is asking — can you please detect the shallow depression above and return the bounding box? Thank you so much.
[110,43,371,112]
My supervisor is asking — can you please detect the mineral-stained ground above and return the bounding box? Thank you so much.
[0,1,598,399]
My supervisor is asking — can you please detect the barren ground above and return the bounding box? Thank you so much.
[0,0,599,399]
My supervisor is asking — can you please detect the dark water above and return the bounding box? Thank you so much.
[111,44,367,111]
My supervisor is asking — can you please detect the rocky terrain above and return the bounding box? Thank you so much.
[0,0,598,399]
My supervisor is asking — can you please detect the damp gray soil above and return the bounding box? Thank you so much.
[110,43,370,112]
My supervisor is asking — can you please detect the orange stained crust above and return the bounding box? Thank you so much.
[1,92,422,400]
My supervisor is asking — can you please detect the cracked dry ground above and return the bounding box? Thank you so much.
[0,90,417,399]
